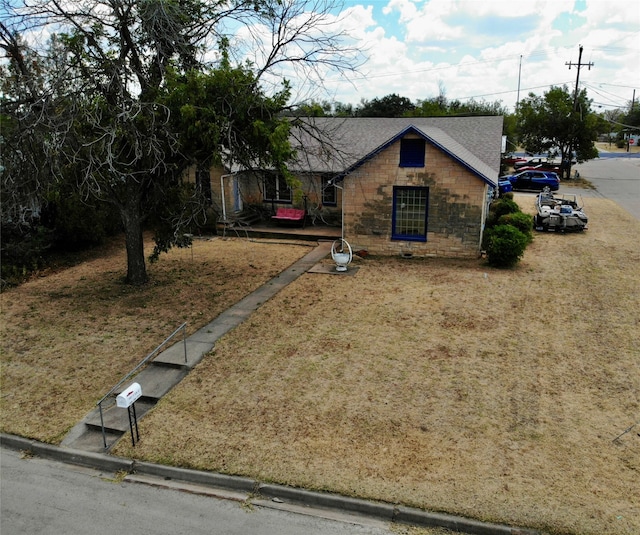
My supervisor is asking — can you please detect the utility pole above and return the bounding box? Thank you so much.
[564,45,594,178]
[566,44,594,111]
[628,89,636,153]
[516,55,522,112]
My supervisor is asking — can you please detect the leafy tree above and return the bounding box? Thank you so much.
[333,101,355,117]
[290,101,326,117]
[1,0,360,285]
[412,97,448,117]
[356,93,415,117]
[154,58,295,258]
[516,85,599,179]
[412,96,509,118]
[623,101,640,130]
[619,101,640,147]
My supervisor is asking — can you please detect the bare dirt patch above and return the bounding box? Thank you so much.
[2,197,639,534]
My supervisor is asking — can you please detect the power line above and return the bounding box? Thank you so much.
[581,82,630,107]
[597,82,640,90]
[452,82,573,102]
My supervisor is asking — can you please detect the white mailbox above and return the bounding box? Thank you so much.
[116,382,142,408]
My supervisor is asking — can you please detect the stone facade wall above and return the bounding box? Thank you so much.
[202,134,490,258]
[343,136,489,258]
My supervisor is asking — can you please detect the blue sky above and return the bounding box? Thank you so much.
[286,0,640,111]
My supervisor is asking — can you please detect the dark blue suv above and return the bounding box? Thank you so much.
[503,170,560,191]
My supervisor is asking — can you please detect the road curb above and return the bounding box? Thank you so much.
[132,460,258,494]
[258,483,395,521]
[395,505,539,535]
[1,433,133,473]
[2,433,541,535]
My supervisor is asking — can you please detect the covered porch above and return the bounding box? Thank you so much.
[216,218,341,242]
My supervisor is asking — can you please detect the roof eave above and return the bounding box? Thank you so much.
[329,125,497,188]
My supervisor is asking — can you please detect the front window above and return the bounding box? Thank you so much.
[392,186,428,241]
[263,173,292,203]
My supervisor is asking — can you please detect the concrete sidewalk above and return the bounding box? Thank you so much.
[61,240,334,452]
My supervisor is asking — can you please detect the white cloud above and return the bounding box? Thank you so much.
[223,0,639,111]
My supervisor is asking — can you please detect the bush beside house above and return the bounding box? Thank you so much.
[483,193,533,268]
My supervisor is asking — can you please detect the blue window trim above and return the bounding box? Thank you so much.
[328,125,496,190]
[391,186,429,242]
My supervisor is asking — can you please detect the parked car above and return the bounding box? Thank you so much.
[501,154,527,167]
[502,170,560,191]
[514,157,559,171]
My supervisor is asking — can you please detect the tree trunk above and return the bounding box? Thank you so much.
[561,149,572,180]
[121,201,148,285]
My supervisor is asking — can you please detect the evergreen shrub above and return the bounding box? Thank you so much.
[497,212,534,243]
[484,224,529,268]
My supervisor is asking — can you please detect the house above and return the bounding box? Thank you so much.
[207,116,503,258]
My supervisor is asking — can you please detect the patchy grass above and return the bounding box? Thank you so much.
[2,197,639,535]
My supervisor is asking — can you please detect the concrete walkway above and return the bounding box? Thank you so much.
[61,240,334,452]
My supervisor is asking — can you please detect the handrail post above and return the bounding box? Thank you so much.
[182,323,188,364]
[95,322,188,450]
[99,402,107,450]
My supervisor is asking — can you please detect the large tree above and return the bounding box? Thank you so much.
[1,0,359,285]
[516,85,599,179]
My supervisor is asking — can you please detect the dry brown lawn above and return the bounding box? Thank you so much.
[0,236,312,441]
[2,195,639,535]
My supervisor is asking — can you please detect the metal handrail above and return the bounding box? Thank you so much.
[97,322,187,449]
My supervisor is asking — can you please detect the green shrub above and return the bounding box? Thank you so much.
[484,224,529,268]
[0,223,53,287]
[487,197,521,227]
[497,211,534,243]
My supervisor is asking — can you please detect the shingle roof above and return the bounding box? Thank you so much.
[288,116,503,187]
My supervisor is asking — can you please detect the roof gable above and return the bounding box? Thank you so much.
[289,117,503,186]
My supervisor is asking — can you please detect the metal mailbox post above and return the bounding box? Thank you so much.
[116,383,142,447]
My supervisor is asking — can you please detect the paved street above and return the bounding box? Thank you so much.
[574,155,640,219]
[0,448,396,535]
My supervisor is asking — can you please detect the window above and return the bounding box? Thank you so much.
[399,138,426,167]
[392,186,428,241]
[321,177,337,206]
[263,173,292,203]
